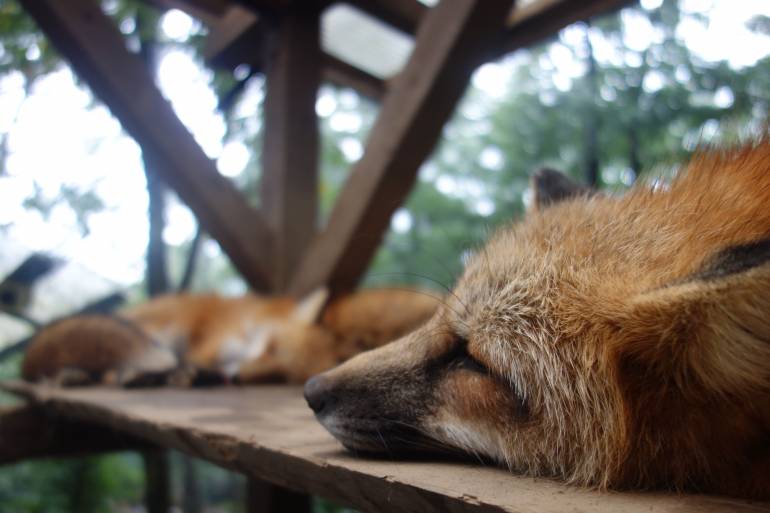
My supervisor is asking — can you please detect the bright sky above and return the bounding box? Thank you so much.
[0,0,769,288]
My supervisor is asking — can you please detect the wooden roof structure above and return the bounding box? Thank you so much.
[18,0,632,297]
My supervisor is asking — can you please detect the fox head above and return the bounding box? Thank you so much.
[305,142,770,499]
[234,288,339,383]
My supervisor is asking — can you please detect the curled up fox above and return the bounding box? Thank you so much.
[305,141,770,500]
[22,288,439,386]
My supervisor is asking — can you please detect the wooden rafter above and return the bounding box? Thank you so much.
[343,0,426,35]
[322,53,385,100]
[201,6,386,100]
[146,0,228,23]
[20,0,274,292]
[203,6,271,70]
[260,5,323,291]
[234,0,298,13]
[196,0,633,102]
[289,0,515,297]
[497,0,637,57]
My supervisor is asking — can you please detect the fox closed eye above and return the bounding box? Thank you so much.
[447,337,489,375]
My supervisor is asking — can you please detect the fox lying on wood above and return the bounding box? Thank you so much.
[305,141,770,499]
[22,288,439,386]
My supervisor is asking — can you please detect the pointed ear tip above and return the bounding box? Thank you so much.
[532,167,563,179]
[310,286,329,301]
[531,167,556,185]
[293,287,330,323]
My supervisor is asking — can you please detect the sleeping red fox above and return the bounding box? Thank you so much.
[22,288,439,386]
[305,141,770,499]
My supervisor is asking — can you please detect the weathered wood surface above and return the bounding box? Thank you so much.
[19,0,273,292]
[289,0,515,297]
[2,382,766,513]
[0,404,152,464]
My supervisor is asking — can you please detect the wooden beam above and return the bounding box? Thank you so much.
[203,7,270,71]
[233,0,428,35]
[322,53,385,100]
[289,0,515,297]
[0,404,151,464]
[145,0,229,24]
[260,6,322,291]
[20,0,273,291]
[343,0,427,35]
[235,0,294,13]
[496,0,636,57]
[203,10,385,101]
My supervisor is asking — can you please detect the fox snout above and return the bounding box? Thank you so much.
[303,332,448,455]
[303,374,335,416]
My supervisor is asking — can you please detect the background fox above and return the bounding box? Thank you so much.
[305,141,770,500]
[22,287,439,386]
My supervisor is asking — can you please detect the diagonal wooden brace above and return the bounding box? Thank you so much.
[20,0,273,291]
[289,0,516,296]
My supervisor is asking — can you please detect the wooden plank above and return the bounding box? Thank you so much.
[20,0,273,291]
[289,0,515,296]
[496,0,636,57]
[2,382,764,513]
[260,6,322,291]
[0,404,151,464]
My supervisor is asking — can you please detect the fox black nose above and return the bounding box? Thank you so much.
[304,374,335,415]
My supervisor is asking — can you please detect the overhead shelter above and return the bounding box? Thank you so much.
[17,0,634,297]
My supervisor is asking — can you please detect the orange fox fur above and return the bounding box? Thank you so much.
[22,288,438,386]
[305,141,770,499]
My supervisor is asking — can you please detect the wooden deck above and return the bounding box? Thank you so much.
[2,381,767,513]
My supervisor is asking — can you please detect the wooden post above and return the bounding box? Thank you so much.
[19,0,273,291]
[260,5,322,291]
[289,0,515,297]
[246,478,312,513]
[142,450,171,513]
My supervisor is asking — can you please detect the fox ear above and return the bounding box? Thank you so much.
[292,287,329,324]
[530,167,592,210]
[619,239,770,398]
